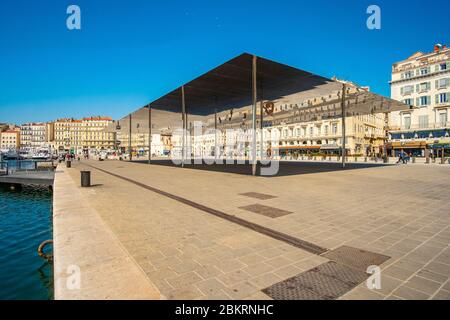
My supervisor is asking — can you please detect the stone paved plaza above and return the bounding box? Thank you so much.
[65,160,450,300]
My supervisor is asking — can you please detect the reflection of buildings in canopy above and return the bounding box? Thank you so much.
[108,53,409,160]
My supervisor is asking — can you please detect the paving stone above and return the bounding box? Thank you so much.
[392,285,429,300]
[404,276,442,295]
[416,269,448,284]
[432,289,450,300]
[383,265,416,281]
[424,262,450,277]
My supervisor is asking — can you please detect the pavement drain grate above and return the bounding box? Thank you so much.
[239,192,277,200]
[262,261,369,300]
[322,245,390,272]
[239,204,292,218]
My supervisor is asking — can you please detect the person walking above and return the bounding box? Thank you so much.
[396,150,404,164]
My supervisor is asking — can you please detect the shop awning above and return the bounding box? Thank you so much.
[428,143,450,149]
[273,145,321,150]
[320,144,341,150]
[389,141,427,149]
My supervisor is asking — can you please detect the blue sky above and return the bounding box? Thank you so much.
[0,0,448,124]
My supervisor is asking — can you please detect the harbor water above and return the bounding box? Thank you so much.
[0,184,53,300]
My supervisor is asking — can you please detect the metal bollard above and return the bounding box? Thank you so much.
[81,171,91,187]
[66,160,71,168]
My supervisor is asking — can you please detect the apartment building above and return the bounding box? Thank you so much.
[389,44,450,157]
[20,122,54,150]
[54,116,115,153]
[0,130,20,150]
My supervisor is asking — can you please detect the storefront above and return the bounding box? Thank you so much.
[274,145,321,158]
[428,142,450,157]
[320,144,343,155]
[388,141,427,157]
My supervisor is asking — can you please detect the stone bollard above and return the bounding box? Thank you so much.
[426,157,430,164]
[81,171,91,187]
[412,157,416,163]
[66,160,71,168]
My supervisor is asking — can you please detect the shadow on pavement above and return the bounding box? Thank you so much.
[128,159,391,177]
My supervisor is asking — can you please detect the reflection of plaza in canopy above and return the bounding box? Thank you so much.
[107,53,410,157]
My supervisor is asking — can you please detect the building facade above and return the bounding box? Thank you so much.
[389,44,450,157]
[54,117,115,154]
[0,130,21,150]
[20,122,54,150]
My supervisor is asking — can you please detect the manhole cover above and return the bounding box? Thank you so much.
[262,261,368,300]
[322,246,390,271]
[239,192,277,200]
[239,204,292,218]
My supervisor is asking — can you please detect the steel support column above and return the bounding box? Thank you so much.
[251,55,258,176]
[129,114,132,162]
[148,105,152,164]
[340,83,346,168]
[214,107,218,163]
[181,86,186,167]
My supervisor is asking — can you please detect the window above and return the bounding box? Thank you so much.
[404,98,413,106]
[332,123,338,134]
[438,110,448,127]
[403,71,414,79]
[309,127,314,136]
[416,96,431,107]
[324,125,329,135]
[440,63,448,71]
[436,93,449,104]
[419,67,429,76]
[401,85,414,95]
[436,78,450,89]
[417,82,431,92]
[418,115,429,129]
[402,114,411,129]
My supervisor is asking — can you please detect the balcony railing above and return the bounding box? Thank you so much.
[389,122,450,131]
